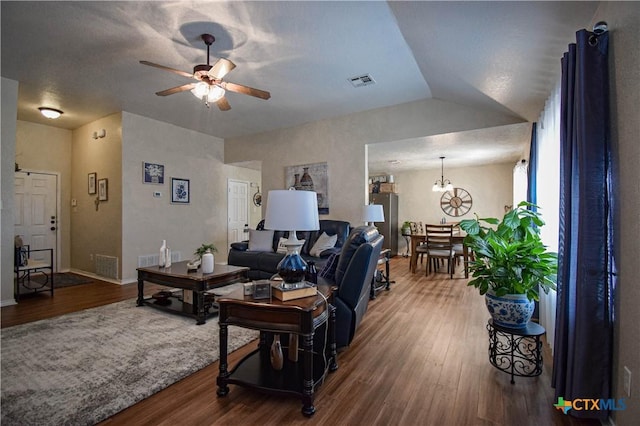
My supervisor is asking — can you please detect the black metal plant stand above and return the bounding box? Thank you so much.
[487,319,545,384]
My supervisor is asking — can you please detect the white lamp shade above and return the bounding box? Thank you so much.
[264,190,320,231]
[362,204,385,223]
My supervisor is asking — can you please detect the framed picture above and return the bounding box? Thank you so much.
[285,162,329,214]
[98,178,108,201]
[171,178,190,204]
[143,162,164,184]
[88,172,97,194]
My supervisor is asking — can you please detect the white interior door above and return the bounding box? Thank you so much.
[228,180,249,245]
[14,171,58,266]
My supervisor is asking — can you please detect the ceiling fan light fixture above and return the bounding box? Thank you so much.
[207,85,225,102]
[191,82,209,99]
[38,107,63,119]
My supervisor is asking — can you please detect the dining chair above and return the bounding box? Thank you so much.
[415,224,455,278]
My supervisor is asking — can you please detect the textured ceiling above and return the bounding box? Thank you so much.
[1,1,599,172]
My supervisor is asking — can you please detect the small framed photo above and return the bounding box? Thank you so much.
[143,162,164,184]
[88,172,97,194]
[98,178,108,201]
[171,178,190,204]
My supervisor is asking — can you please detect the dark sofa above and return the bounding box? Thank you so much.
[227,219,351,280]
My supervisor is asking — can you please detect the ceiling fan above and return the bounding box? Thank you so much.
[140,33,270,111]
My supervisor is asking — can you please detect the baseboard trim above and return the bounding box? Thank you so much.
[69,269,123,285]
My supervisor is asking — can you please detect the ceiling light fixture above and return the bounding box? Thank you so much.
[432,156,453,192]
[191,82,225,107]
[38,107,63,119]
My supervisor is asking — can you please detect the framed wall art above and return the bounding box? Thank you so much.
[143,162,165,184]
[171,178,190,204]
[88,172,97,195]
[98,178,108,201]
[285,162,329,214]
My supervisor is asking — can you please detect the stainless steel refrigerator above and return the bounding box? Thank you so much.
[370,192,399,257]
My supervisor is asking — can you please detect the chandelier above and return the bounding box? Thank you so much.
[432,156,453,192]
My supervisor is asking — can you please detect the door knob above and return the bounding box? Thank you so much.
[50,227,56,231]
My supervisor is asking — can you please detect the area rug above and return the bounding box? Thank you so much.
[0,297,259,425]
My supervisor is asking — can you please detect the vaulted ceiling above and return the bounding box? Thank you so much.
[1,1,599,172]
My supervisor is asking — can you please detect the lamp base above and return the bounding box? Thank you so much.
[277,243,307,289]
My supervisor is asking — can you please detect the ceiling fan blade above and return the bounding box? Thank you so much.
[156,83,197,96]
[208,58,236,80]
[216,96,231,111]
[140,61,193,79]
[222,81,271,100]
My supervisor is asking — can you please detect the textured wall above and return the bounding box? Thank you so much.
[594,3,640,424]
[70,113,123,277]
[225,98,523,226]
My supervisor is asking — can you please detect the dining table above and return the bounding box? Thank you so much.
[408,228,469,278]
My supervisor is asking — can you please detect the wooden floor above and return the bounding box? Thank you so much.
[2,260,599,426]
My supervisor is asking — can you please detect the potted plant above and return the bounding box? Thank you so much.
[401,221,412,236]
[459,202,557,328]
[195,243,217,259]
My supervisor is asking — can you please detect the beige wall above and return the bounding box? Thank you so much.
[394,163,513,254]
[16,121,73,271]
[1,77,19,306]
[120,112,260,283]
[595,3,640,424]
[225,98,523,226]
[70,113,123,277]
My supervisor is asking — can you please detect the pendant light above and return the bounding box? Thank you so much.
[432,156,453,192]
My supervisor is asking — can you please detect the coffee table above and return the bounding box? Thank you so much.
[137,261,249,324]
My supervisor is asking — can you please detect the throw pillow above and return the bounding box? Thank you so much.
[319,253,339,281]
[277,237,306,254]
[309,232,338,257]
[248,229,275,252]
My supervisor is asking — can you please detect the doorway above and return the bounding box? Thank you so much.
[227,179,249,246]
[14,171,59,269]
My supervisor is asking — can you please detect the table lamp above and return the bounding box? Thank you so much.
[362,204,385,226]
[264,189,320,289]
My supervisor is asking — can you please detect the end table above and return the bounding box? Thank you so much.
[487,319,545,384]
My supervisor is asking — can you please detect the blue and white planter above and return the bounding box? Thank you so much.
[485,291,534,329]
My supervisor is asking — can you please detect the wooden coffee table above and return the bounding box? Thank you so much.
[137,261,249,324]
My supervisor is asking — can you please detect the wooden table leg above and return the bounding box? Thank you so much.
[196,289,206,325]
[216,322,230,396]
[301,333,316,417]
[329,304,338,372]
[136,278,144,306]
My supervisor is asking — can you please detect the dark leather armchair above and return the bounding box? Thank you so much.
[319,226,384,348]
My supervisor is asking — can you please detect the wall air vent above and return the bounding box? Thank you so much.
[349,74,376,88]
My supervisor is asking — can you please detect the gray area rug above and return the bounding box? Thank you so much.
[1,296,258,425]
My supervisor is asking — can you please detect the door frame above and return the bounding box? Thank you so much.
[14,169,62,272]
[227,179,250,249]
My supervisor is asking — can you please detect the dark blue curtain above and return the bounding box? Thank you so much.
[552,29,615,420]
[527,123,538,211]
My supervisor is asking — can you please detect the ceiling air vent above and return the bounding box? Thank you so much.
[349,74,376,88]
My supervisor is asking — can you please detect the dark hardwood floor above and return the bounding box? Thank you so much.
[2,261,599,425]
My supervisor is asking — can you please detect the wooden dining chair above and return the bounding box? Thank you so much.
[415,224,455,278]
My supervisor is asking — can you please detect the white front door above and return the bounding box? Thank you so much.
[227,180,249,245]
[14,172,58,267]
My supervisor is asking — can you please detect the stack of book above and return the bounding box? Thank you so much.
[271,282,317,301]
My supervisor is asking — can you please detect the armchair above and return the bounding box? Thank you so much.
[319,226,384,348]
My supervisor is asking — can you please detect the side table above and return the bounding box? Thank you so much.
[487,319,545,384]
[216,283,338,417]
[370,248,394,299]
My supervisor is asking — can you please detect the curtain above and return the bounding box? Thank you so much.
[527,123,538,211]
[552,28,615,420]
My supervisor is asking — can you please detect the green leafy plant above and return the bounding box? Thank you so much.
[194,243,217,259]
[459,201,558,302]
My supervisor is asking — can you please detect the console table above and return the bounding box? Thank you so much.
[487,319,546,384]
[137,262,249,324]
[216,283,338,416]
[14,246,54,300]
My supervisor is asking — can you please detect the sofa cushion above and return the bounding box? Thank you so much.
[248,229,275,252]
[309,232,338,257]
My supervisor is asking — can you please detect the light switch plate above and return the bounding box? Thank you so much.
[153,191,162,198]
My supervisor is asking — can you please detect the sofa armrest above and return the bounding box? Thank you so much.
[230,241,249,251]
